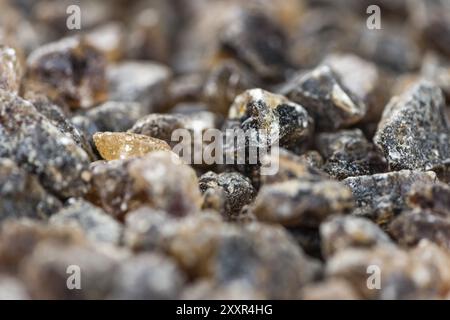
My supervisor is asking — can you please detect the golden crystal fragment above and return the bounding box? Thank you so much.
[93,132,170,161]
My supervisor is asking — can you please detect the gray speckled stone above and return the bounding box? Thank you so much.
[374,81,450,171]
[280,65,367,131]
[0,91,91,198]
[0,158,62,222]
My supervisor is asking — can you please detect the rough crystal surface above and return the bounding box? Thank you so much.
[199,171,255,218]
[0,91,91,198]
[343,170,436,225]
[25,36,108,109]
[374,81,450,171]
[228,88,313,154]
[316,129,387,179]
[320,215,393,258]
[280,65,367,131]
[253,179,354,227]
[0,158,62,221]
[93,132,170,161]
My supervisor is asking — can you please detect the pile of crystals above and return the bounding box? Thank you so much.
[0,0,450,300]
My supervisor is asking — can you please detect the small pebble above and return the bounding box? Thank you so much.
[374,81,450,171]
[253,178,354,227]
[93,132,170,161]
[280,65,367,131]
[25,36,108,109]
[316,129,387,179]
[343,170,437,225]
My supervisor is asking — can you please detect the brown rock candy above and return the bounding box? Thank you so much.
[87,159,141,219]
[316,129,387,179]
[21,242,117,299]
[199,171,255,219]
[421,52,450,101]
[320,215,393,258]
[107,61,171,113]
[130,112,220,168]
[219,9,289,80]
[1,2,62,55]
[228,88,313,154]
[202,60,256,115]
[0,158,62,222]
[408,181,450,216]
[252,178,354,227]
[123,207,172,252]
[126,1,175,63]
[170,102,211,115]
[374,81,450,171]
[429,159,450,184]
[108,254,186,300]
[298,150,324,170]
[0,91,91,198]
[288,8,356,68]
[24,92,95,160]
[321,53,389,125]
[170,1,240,74]
[343,170,436,225]
[389,182,450,249]
[25,36,107,109]
[168,73,205,105]
[74,101,148,133]
[130,112,219,147]
[128,151,202,216]
[0,219,85,273]
[85,23,125,62]
[280,65,367,131]
[0,45,21,93]
[247,0,305,35]
[260,147,327,185]
[129,113,185,146]
[153,213,321,299]
[389,209,450,250]
[326,241,450,299]
[93,132,170,161]
[88,151,202,218]
[50,199,122,245]
[353,23,421,72]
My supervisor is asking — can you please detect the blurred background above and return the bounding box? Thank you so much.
[1,0,449,74]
